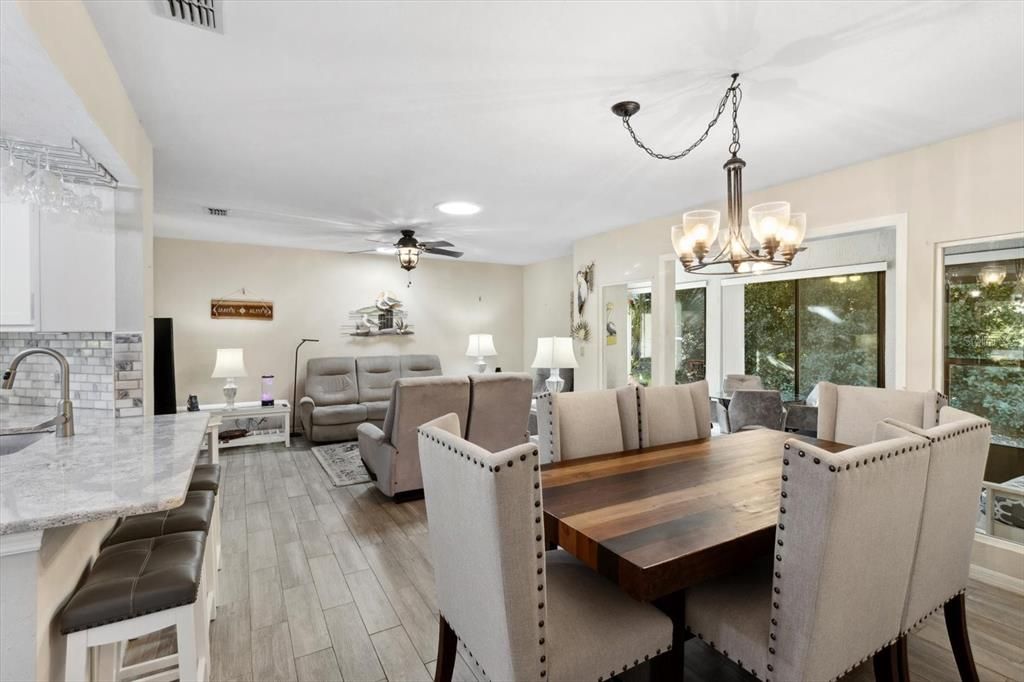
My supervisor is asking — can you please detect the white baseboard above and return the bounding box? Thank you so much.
[971,533,1024,593]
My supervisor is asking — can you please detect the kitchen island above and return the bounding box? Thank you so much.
[0,404,210,682]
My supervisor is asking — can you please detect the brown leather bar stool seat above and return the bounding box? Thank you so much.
[61,531,209,682]
[188,463,221,493]
[102,490,214,548]
[62,531,206,634]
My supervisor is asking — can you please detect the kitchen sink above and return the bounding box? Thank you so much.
[0,430,49,456]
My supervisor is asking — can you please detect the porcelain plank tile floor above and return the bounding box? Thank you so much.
[128,440,1022,681]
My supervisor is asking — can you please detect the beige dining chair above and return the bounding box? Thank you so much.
[815,382,947,445]
[536,386,641,461]
[877,406,990,681]
[417,414,675,682]
[638,380,712,447]
[684,432,932,682]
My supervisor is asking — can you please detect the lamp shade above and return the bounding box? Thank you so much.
[465,333,497,357]
[531,337,578,369]
[211,348,248,378]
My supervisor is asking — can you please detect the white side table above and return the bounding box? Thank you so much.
[178,400,290,450]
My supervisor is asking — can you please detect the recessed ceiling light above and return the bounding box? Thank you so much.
[436,201,481,216]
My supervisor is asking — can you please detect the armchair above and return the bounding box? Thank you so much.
[357,376,471,497]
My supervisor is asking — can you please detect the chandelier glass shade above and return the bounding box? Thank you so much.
[612,74,808,274]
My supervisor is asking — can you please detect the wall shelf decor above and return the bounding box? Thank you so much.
[344,291,413,337]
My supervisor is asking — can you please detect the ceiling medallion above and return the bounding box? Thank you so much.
[611,73,807,274]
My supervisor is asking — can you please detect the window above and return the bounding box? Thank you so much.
[744,271,884,400]
[943,245,1023,544]
[674,285,706,383]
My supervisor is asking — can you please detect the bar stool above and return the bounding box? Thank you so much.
[103,491,217,625]
[188,464,221,571]
[62,531,209,682]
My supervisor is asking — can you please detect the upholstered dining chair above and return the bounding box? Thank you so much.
[714,389,785,433]
[877,406,991,681]
[465,373,534,452]
[815,382,947,445]
[684,432,932,682]
[722,373,763,395]
[638,381,712,447]
[535,386,640,462]
[417,414,676,682]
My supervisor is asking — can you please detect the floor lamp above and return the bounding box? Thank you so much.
[291,338,319,436]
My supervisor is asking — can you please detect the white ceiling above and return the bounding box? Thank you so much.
[84,0,1023,264]
[0,2,136,186]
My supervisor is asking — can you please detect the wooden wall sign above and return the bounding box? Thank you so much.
[211,299,274,320]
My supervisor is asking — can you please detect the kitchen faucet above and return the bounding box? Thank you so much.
[2,347,75,437]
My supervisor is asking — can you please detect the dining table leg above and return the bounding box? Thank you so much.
[651,590,687,680]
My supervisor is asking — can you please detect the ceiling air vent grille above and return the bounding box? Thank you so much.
[154,0,222,33]
[207,207,229,217]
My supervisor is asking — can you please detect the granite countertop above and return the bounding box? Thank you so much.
[0,403,210,535]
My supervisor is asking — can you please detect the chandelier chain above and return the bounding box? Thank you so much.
[618,75,742,161]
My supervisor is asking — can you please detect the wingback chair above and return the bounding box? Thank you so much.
[536,386,640,462]
[638,381,712,447]
[357,376,470,497]
[877,406,991,680]
[684,432,932,682]
[417,414,675,682]
[465,373,534,452]
[816,382,947,445]
[722,374,763,395]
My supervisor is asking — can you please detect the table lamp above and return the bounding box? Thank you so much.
[531,337,577,393]
[212,348,247,408]
[465,333,497,373]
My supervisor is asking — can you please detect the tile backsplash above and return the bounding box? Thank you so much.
[0,332,114,410]
[113,332,144,418]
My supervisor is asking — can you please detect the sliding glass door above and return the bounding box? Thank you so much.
[744,271,884,400]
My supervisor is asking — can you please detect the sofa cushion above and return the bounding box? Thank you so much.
[357,356,400,402]
[400,354,442,378]
[313,404,368,426]
[363,400,390,422]
[306,357,359,406]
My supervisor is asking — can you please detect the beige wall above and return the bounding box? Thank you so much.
[561,120,1024,391]
[16,0,155,413]
[155,238,525,406]
[521,255,572,370]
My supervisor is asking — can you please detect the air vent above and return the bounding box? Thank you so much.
[207,207,229,217]
[153,0,222,33]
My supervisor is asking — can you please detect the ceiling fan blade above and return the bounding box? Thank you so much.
[418,240,454,249]
[424,247,463,258]
[342,248,384,255]
[364,236,397,245]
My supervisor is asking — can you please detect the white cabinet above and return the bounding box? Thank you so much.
[38,210,115,331]
[0,198,116,332]
[0,200,40,329]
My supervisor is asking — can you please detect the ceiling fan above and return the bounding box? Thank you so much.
[356,229,464,271]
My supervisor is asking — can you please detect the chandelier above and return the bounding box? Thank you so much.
[611,74,807,274]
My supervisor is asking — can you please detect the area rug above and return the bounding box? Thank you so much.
[311,442,372,487]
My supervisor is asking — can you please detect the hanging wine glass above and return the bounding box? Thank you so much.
[61,183,82,215]
[0,147,28,201]
[80,181,103,220]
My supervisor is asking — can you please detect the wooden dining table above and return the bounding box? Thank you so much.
[541,428,850,603]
